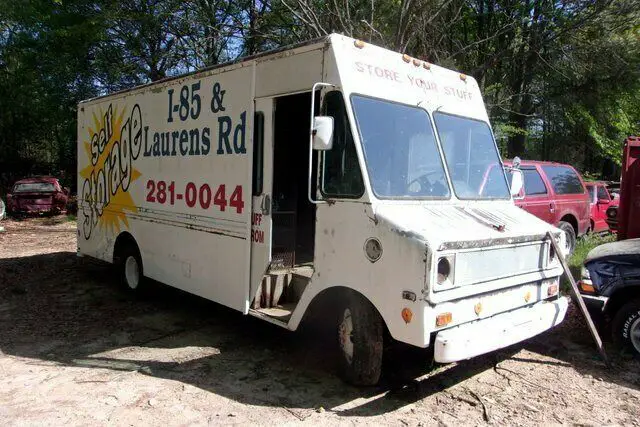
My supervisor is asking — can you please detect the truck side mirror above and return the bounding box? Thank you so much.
[506,167,524,199]
[312,116,334,151]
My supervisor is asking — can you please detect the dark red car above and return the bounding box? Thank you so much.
[505,160,590,254]
[585,181,619,233]
[6,177,69,216]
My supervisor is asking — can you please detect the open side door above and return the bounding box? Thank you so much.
[249,97,274,305]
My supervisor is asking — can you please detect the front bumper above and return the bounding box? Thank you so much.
[580,293,608,311]
[12,204,59,214]
[434,297,568,363]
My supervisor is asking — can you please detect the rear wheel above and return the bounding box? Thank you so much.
[558,221,576,256]
[117,244,144,292]
[612,299,640,358]
[337,291,384,386]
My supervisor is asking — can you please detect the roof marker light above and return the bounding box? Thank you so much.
[402,54,411,63]
[460,73,467,81]
[423,62,431,70]
[412,59,421,67]
[354,40,365,49]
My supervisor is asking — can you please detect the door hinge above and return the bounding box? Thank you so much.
[261,194,271,215]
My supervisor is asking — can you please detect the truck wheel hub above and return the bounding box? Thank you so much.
[339,308,354,364]
[125,256,140,289]
[631,317,640,353]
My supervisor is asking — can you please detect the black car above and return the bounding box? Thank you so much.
[579,239,640,356]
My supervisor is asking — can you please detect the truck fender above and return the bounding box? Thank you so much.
[288,284,386,333]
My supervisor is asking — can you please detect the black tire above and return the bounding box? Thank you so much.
[116,244,145,292]
[336,291,384,386]
[558,221,576,256]
[611,299,640,358]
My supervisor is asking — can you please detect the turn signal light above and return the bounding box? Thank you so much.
[579,281,595,293]
[436,312,452,327]
[401,308,413,324]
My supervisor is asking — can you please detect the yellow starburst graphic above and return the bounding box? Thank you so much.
[80,104,142,236]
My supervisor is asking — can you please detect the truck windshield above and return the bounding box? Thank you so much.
[433,112,510,200]
[351,95,450,199]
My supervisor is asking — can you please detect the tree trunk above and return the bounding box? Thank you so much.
[507,111,527,158]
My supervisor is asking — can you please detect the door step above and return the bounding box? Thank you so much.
[251,266,313,310]
[248,302,297,328]
[252,273,292,309]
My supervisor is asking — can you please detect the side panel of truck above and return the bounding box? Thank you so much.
[78,44,327,313]
[78,64,255,311]
[619,136,640,240]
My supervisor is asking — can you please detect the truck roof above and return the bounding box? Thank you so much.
[80,33,474,110]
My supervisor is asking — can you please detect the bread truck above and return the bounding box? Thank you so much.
[77,34,568,385]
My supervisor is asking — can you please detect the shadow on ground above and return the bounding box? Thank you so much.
[0,251,637,417]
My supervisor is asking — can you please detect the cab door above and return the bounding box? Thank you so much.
[519,166,554,224]
[249,98,274,305]
[593,184,611,232]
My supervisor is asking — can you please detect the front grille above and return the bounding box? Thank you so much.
[453,243,546,287]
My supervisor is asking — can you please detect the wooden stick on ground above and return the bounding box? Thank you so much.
[546,231,610,367]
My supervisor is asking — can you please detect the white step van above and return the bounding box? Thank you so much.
[77,34,568,385]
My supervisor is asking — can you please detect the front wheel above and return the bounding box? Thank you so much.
[558,221,576,256]
[612,299,640,358]
[337,291,384,386]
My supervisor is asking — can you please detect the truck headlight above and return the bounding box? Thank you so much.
[580,266,590,280]
[437,256,455,286]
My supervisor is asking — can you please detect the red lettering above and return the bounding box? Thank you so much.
[251,229,264,243]
[146,180,156,202]
[214,185,227,211]
[185,182,197,207]
[229,185,244,214]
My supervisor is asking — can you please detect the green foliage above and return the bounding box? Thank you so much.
[564,233,616,289]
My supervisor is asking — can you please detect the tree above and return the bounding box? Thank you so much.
[0,0,106,190]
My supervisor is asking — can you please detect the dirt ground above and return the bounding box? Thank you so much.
[0,217,639,426]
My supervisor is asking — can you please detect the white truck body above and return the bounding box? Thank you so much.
[77,34,567,377]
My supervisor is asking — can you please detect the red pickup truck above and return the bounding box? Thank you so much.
[505,160,590,254]
[585,181,619,233]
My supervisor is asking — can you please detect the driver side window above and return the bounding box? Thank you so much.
[321,91,364,198]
